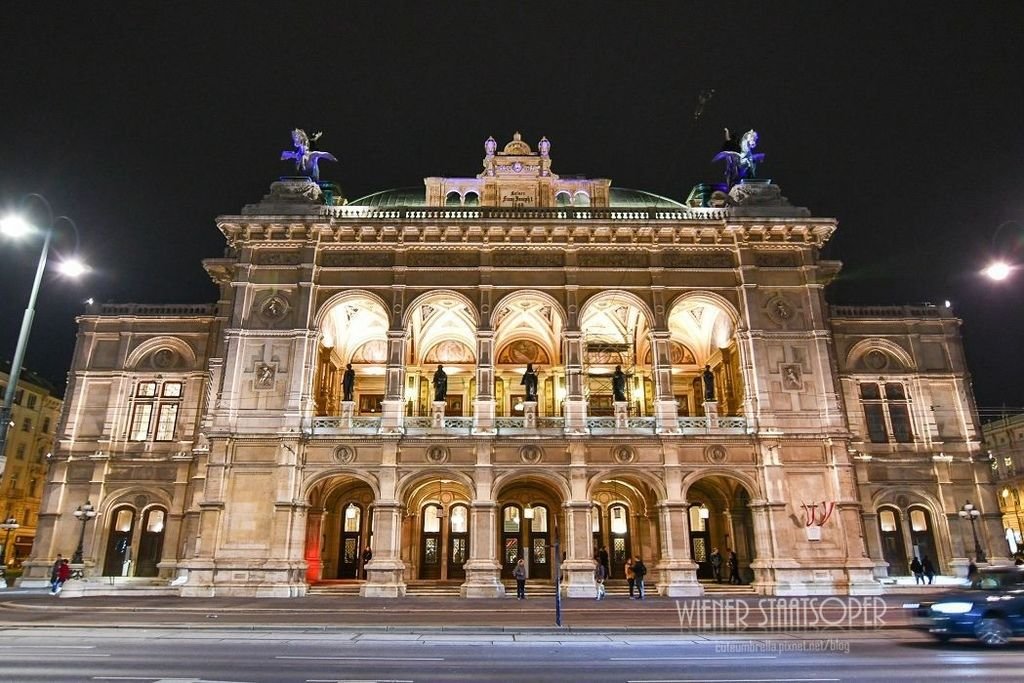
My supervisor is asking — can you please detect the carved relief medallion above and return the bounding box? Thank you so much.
[764,293,797,327]
[780,363,804,391]
[519,445,543,464]
[426,445,450,465]
[259,295,289,322]
[151,348,178,369]
[704,445,728,464]
[254,362,276,390]
[334,445,356,464]
[612,445,636,464]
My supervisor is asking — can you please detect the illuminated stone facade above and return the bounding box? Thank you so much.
[20,134,1002,596]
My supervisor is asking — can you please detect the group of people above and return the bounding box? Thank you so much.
[709,547,742,584]
[909,556,937,584]
[594,547,647,600]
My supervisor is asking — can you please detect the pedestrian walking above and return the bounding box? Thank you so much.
[49,554,63,593]
[967,559,979,582]
[922,557,935,585]
[710,548,723,583]
[632,556,647,599]
[727,548,741,585]
[625,557,636,598]
[513,558,527,599]
[910,557,924,585]
[594,558,607,600]
[51,558,71,595]
[598,546,610,577]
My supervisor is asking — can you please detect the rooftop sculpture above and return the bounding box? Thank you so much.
[281,129,337,183]
[712,128,765,187]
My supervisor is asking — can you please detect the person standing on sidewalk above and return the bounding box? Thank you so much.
[727,548,741,585]
[910,557,924,585]
[362,545,373,579]
[710,548,723,583]
[632,557,647,599]
[51,559,71,595]
[625,557,636,598]
[594,558,607,600]
[922,557,935,585]
[598,546,609,578]
[513,558,527,600]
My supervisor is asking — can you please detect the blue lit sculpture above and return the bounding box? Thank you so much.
[281,129,337,182]
[712,128,765,187]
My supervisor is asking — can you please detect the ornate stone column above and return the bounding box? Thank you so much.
[473,332,496,433]
[649,332,680,433]
[561,501,598,597]
[563,332,587,433]
[460,501,504,597]
[360,502,407,597]
[380,331,407,433]
[655,501,701,596]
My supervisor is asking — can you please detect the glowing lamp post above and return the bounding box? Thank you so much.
[0,195,88,463]
[958,500,987,563]
[72,501,98,564]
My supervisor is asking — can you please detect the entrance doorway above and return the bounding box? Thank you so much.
[689,503,711,579]
[420,504,443,580]
[608,504,632,579]
[448,504,469,580]
[338,503,364,579]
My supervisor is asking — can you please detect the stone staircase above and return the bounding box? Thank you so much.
[308,580,757,597]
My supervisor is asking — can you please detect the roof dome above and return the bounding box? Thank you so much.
[607,188,685,209]
[348,187,426,208]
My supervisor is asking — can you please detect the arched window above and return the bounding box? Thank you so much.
[423,504,442,533]
[445,191,461,206]
[555,191,572,206]
[463,192,479,206]
[343,503,361,533]
[103,506,136,576]
[450,504,468,534]
[137,507,167,577]
[908,505,937,565]
[878,506,909,575]
[573,191,591,207]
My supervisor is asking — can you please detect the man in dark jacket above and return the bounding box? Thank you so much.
[632,557,648,599]
[727,549,741,585]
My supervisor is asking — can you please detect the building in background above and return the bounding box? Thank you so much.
[0,362,62,569]
[981,414,1024,556]
[20,132,1003,596]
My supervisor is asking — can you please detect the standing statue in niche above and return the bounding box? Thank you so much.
[712,128,766,188]
[342,363,356,402]
[432,364,448,401]
[281,129,338,182]
[521,363,539,402]
[702,364,716,401]
[612,365,628,402]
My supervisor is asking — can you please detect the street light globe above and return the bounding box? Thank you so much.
[0,215,33,238]
[984,260,1012,281]
[58,257,88,278]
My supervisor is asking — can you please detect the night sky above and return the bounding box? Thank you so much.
[2,4,1022,411]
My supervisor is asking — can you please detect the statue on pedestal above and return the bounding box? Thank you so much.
[281,129,338,182]
[342,363,356,402]
[432,364,448,401]
[521,363,539,401]
[702,364,716,401]
[612,365,628,402]
[712,128,765,188]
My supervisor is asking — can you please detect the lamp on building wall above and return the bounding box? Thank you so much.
[0,516,19,587]
[699,503,710,521]
[524,504,534,520]
[72,501,98,564]
[0,194,89,463]
[958,500,987,563]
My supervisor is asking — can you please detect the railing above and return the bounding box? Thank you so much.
[87,302,218,317]
[321,205,730,222]
[829,304,948,319]
[308,414,747,436]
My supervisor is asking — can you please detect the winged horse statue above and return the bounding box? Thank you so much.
[712,128,765,187]
[281,129,337,182]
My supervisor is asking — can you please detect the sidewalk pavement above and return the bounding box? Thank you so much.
[0,587,949,634]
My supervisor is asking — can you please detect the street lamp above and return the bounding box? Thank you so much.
[958,500,987,563]
[0,517,19,587]
[71,501,98,564]
[0,194,89,463]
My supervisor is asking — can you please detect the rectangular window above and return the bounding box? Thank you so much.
[41,417,50,433]
[26,394,37,409]
[859,381,914,444]
[162,382,182,398]
[136,382,157,397]
[129,404,154,441]
[21,418,32,432]
[154,404,179,441]
[15,444,26,460]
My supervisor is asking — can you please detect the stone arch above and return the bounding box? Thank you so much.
[666,290,742,329]
[492,468,571,502]
[395,469,475,504]
[869,486,944,516]
[577,290,656,332]
[586,468,668,506]
[302,468,381,503]
[680,468,762,502]
[314,290,391,329]
[99,486,173,514]
[125,337,198,370]
[846,338,916,371]
[402,289,480,329]
[490,290,567,331]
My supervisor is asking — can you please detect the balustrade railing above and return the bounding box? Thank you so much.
[308,414,746,436]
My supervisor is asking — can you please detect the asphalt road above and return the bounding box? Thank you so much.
[0,628,1021,682]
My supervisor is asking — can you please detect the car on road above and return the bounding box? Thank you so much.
[916,566,1024,646]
